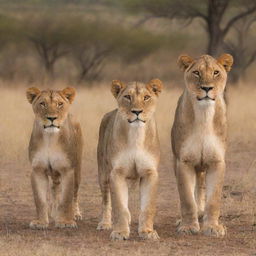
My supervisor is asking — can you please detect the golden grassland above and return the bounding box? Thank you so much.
[0,83,256,255]
[1,82,255,166]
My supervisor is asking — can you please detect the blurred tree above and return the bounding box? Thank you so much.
[112,28,164,70]
[72,45,110,82]
[0,15,20,49]
[0,15,23,80]
[25,17,70,78]
[120,0,256,56]
[68,21,113,82]
[224,17,256,83]
[69,19,164,82]
[23,14,166,82]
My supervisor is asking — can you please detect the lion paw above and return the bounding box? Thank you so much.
[55,220,77,229]
[201,224,226,237]
[175,219,182,227]
[74,212,83,221]
[139,230,160,240]
[176,222,200,235]
[29,220,49,230]
[97,221,112,230]
[110,230,130,241]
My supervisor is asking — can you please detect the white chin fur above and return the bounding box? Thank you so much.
[129,121,145,127]
[44,127,60,133]
[198,99,215,106]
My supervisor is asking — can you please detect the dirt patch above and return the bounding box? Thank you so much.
[0,85,256,255]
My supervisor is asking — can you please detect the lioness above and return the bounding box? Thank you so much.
[26,87,83,229]
[97,79,163,240]
[171,54,233,237]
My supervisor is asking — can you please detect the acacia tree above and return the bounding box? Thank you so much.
[203,0,256,55]
[121,0,256,56]
[73,45,110,82]
[0,15,23,80]
[25,17,70,78]
[69,20,163,82]
[0,15,20,48]
[224,17,256,83]
[69,21,114,82]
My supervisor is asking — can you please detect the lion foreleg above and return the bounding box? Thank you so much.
[109,168,130,240]
[176,160,200,235]
[55,168,77,228]
[138,169,159,240]
[202,161,226,237]
[29,168,49,229]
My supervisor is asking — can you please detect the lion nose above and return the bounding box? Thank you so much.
[131,110,143,116]
[47,117,57,122]
[201,86,213,92]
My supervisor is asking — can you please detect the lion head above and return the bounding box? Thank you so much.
[177,54,233,102]
[26,87,76,133]
[111,79,163,125]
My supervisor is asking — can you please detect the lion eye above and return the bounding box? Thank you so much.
[124,95,131,101]
[40,102,46,107]
[144,95,151,101]
[58,102,64,107]
[214,70,219,76]
[193,71,200,77]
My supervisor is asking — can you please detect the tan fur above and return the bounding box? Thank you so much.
[171,54,233,237]
[97,79,163,240]
[26,87,83,229]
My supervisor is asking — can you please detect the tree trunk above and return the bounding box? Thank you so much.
[229,69,240,84]
[45,60,54,79]
[206,0,228,56]
[207,25,224,56]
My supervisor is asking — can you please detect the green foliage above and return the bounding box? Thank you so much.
[114,28,163,63]
[110,0,207,19]
[0,0,106,5]
[16,14,171,80]
[65,18,169,80]
[0,15,21,45]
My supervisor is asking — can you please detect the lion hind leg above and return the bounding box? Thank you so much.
[73,166,82,221]
[195,171,206,221]
[50,174,61,220]
[97,178,112,230]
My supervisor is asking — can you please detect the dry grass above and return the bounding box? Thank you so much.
[0,83,256,255]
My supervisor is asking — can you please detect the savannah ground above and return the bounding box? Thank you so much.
[0,83,256,256]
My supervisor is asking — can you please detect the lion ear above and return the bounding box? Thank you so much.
[147,79,163,96]
[217,53,233,72]
[62,87,76,104]
[177,54,194,72]
[111,80,125,98]
[26,87,41,104]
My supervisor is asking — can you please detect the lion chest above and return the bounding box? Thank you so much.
[181,130,224,165]
[113,148,156,175]
[112,124,157,176]
[180,103,225,165]
[31,133,70,171]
